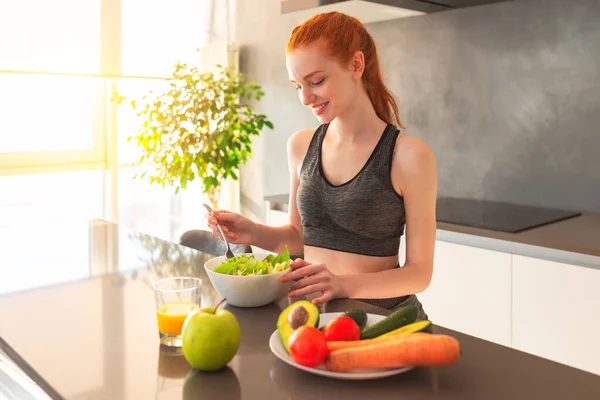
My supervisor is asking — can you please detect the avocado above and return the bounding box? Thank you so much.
[360,305,418,340]
[277,300,320,351]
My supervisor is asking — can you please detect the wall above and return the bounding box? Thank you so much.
[372,0,600,213]
[235,0,317,221]
[236,0,600,220]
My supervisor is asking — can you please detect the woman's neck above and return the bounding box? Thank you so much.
[328,91,388,145]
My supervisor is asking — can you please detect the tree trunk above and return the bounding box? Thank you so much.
[207,184,221,211]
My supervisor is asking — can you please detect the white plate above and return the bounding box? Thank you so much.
[269,312,414,380]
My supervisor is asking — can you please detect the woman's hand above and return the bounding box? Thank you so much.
[206,209,257,245]
[280,259,347,305]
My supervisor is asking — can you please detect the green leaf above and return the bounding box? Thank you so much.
[121,64,273,196]
[271,245,290,265]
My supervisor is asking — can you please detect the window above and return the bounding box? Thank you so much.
[0,0,100,73]
[0,0,213,244]
[117,165,208,242]
[121,0,209,77]
[0,74,105,169]
[0,75,98,152]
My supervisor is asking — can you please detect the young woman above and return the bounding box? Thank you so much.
[206,11,437,318]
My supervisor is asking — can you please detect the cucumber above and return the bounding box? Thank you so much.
[360,305,418,340]
[342,309,368,330]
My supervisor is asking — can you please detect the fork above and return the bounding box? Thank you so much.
[203,203,235,259]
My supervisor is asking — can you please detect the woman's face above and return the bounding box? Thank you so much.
[286,42,360,124]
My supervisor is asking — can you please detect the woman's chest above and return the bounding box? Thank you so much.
[320,144,378,186]
[297,175,405,238]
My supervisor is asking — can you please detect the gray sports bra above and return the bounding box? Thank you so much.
[296,122,406,257]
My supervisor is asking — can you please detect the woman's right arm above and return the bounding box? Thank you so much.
[251,128,315,255]
[209,128,314,255]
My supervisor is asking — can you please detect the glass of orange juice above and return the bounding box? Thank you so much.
[153,277,202,347]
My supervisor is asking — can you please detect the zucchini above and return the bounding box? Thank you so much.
[342,309,368,330]
[360,305,418,340]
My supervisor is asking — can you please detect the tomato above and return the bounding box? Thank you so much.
[322,316,361,342]
[288,326,329,367]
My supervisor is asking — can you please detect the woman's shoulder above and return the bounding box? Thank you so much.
[286,126,320,160]
[392,133,437,183]
[394,133,434,158]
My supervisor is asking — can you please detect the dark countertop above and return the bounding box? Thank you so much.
[1,219,599,399]
[264,194,600,269]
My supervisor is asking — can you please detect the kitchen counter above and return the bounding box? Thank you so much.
[264,194,600,269]
[2,219,600,399]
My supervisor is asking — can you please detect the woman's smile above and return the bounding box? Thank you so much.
[311,101,330,116]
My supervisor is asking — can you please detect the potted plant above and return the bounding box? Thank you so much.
[114,62,274,210]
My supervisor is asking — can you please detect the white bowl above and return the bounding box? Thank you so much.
[204,252,292,308]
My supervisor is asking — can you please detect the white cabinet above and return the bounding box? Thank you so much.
[512,255,600,375]
[418,241,513,347]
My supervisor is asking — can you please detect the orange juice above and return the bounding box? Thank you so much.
[156,301,199,335]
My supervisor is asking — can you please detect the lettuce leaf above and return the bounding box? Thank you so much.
[271,246,290,265]
[213,245,291,276]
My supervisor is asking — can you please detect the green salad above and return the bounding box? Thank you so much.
[213,246,291,276]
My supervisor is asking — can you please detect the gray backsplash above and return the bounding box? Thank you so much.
[371,0,600,214]
[237,0,600,221]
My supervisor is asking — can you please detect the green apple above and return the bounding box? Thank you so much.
[181,298,240,371]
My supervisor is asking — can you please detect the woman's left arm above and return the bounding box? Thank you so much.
[282,136,438,305]
[339,136,437,298]
[341,136,438,299]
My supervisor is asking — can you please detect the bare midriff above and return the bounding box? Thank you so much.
[304,245,399,275]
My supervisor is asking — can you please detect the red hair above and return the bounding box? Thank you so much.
[287,12,406,129]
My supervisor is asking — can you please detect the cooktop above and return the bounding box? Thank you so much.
[436,197,581,233]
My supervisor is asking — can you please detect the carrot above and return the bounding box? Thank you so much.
[326,332,430,352]
[325,334,461,372]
